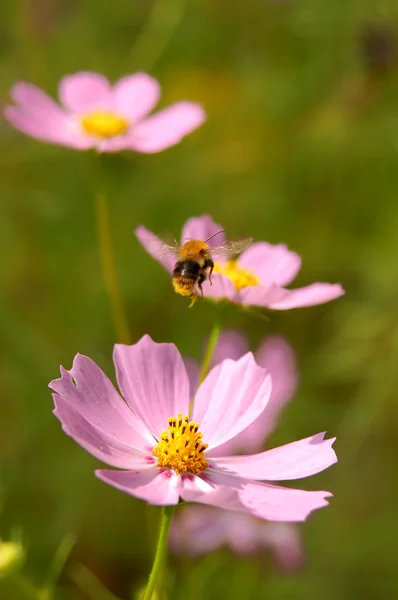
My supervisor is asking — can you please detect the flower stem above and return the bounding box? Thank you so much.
[94,191,131,344]
[142,506,174,600]
[197,318,223,387]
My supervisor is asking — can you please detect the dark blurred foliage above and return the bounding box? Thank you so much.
[1,0,398,598]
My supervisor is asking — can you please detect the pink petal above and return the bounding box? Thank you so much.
[96,467,180,505]
[58,72,112,113]
[112,73,160,121]
[238,481,332,522]
[180,215,225,246]
[6,82,93,149]
[211,433,337,480]
[112,335,190,440]
[200,272,238,302]
[170,505,302,558]
[192,353,272,450]
[49,354,154,452]
[5,106,93,149]
[11,82,68,123]
[180,470,332,522]
[210,330,250,365]
[238,242,302,287]
[262,523,304,571]
[184,331,250,397]
[129,102,206,153]
[169,506,227,555]
[53,395,155,469]
[230,335,298,451]
[268,283,345,310]
[134,225,175,273]
[238,284,291,307]
[96,135,136,153]
[255,335,298,411]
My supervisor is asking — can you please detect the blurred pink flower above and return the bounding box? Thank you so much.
[186,330,298,455]
[50,335,337,522]
[135,215,344,309]
[171,331,303,566]
[170,506,303,570]
[5,72,205,153]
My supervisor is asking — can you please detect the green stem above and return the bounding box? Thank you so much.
[94,191,131,344]
[142,506,174,600]
[197,319,223,387]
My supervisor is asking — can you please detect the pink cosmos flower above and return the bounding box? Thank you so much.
[49,335,337,522]
[135,215,344,309]
[5,72,205,153]
[170,331,303,566]
[170,507,303,570]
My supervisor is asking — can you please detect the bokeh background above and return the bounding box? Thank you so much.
[1,0,398,598]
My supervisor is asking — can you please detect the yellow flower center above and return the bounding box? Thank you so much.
[213,260,260,291]
[152,413,209,475]
[80,110,129,138]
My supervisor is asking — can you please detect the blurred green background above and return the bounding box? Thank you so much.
[1,0,398,598]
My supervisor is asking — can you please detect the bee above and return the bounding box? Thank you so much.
[150,229,253,307]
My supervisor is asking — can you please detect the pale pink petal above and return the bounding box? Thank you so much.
[192,353,272,450]
[112,73,160,121]
[186,331,251,394]
[5,106,93,149]
[96,136,136,153]
[225,512,264,554]
[210,330,250,366]
[263,523,304,570]
[180,215,225,246]
[169,507,227,555]
[238,243,302,287]
[199,272,238,302]
[238,284,290,307]
[203,333,296,457]
[58,72,112,113]
[180,470,332,522]
[238,481,332,522]
[229,335,298,451]
[95,467,180,505]
[255,335,298,411]
[6,82,93,149]
[170,506,302,563]
[211,433,337,480]
[53,395,155,469]
[129,102,205,153]
[49,354,154,451]
[134,225,175,273]
[10,82,68,123]
[113,335,190,439]
[268,283,345,310]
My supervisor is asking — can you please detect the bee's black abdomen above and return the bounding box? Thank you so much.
[173,260,201,280]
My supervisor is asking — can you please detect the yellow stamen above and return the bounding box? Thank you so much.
[152,413,209,475]
[213,260,260,291]
[80,110,129,138]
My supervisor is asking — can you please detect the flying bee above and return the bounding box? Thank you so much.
[148,229,253,307]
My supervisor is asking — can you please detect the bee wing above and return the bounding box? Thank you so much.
[210,237,253,261]
[142,235,181,259]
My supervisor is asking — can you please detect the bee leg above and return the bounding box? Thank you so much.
[197,273,207,301]
[188,294,198,308]
[204,259,214,286]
